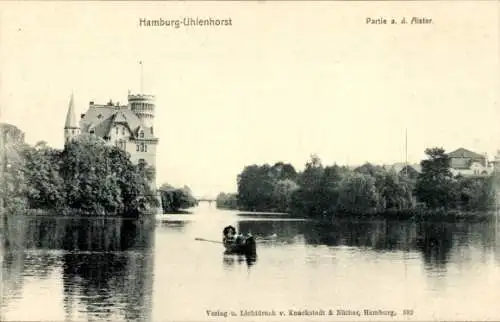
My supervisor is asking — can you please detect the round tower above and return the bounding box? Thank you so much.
[128,94,156,129]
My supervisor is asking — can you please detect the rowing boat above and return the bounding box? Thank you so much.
[223,235,257,256]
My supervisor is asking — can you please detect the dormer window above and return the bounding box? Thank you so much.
[97,114,102,119]
[139,130,144,138]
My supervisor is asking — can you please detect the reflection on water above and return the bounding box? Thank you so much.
[2,209,500,321]
[158,219,189,232]
[238,218,500,270]
[2,216,155,322]
[222,254,257,269]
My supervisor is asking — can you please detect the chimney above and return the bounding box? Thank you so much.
[89,101,94,105]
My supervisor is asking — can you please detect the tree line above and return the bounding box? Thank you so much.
[158,183,198,213]
[217,148,500,219]
[1,134,159,217]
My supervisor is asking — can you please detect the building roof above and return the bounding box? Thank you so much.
[448,147,485,159]
[80,104,155,140]
[64,94,79,129]
[382,163,422,175]
[405,164,422,173]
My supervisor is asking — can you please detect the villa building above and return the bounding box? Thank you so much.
[64,91,160,188]
[447,148,492,176]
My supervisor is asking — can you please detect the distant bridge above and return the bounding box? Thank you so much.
[196,198,216,204]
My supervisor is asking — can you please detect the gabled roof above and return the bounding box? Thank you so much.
[80,105,117,131]
[113,111,128,124]
[91,116,115,138]
[80,105,156,140]
[448,148,484,159]
[402,164,422,173]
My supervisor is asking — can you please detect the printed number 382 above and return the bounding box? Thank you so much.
[403,309,414,315]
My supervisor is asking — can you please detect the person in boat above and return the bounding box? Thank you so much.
[222,225,257,256]
[222,225,248,247]
[222,225,237,246]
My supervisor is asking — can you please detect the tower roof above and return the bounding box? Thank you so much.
[64,93,79,129]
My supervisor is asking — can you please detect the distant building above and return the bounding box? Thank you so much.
[399,164,422,179]
[447,147,492,176]
[384,163,422,179]
[64,92,159,186]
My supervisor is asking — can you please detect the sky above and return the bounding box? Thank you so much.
[1,1,499,197]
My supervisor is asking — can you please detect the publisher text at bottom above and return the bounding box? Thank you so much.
[206,309,404,318]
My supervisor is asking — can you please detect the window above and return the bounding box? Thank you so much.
[136,142,148,152]
[90,130,95,134]
[151,127,154,135]
[122,128,125,135]
[116,139,126,150]
[139,130,144,138]
[116,127,118,134]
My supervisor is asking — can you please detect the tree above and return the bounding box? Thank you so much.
[22,142,66,210]
[1,145,28,212]
[455,176,495,211]
[0,123,28,212]
[60,135,122,214]
[273,179,299,212]
[237,164,276,211]
[317,164,344,214]
[378,170,415,210]
[270,162,298,181]
[59,134,157,216]
[415,147,456,210]
[289,155,325,217]
[216,192,238,209]
[158,183,197,213]
[337,172,379,215]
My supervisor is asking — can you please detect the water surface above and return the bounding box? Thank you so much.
[2,204,500,321]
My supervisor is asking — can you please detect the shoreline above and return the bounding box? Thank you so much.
[5,207,498,223]
[219,207,499,222]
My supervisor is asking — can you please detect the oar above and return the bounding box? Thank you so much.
[195,238,223,244]
[195,236,276,244]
